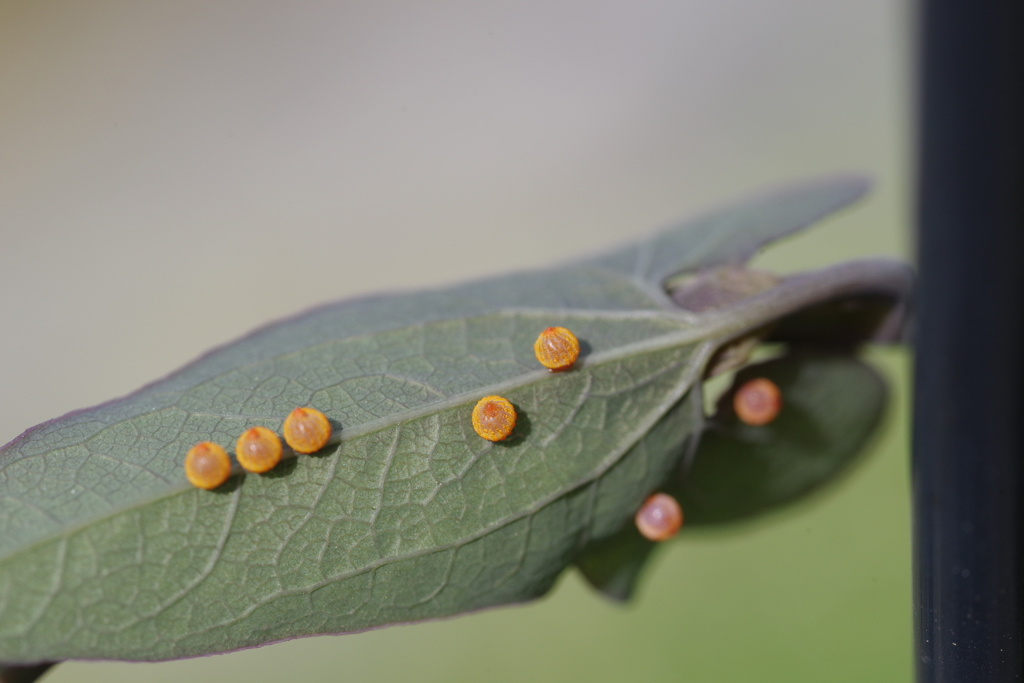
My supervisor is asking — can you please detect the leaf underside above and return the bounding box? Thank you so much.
[0,176,907,664]
[576,349,888,601]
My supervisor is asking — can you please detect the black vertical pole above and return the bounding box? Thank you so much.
[914,0,1024,680]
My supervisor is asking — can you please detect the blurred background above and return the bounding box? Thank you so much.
[0,1,912,681]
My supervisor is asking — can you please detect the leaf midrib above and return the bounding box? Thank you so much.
[0,317,713,565]
[2,266,866,566]
[0,339,715,654]
[162,339,719,642]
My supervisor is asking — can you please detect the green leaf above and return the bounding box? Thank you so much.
[673,350,888,526]
[575,522,656,603]
[575,350,888,601]
[0,176,905,663]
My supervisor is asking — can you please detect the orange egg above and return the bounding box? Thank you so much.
[733,377,782,426]
[533,326,580,371]
[282,407,332,453]
[471,395,517,442]
[635,493,683,542]
[184,442,231,490]
[235,426,283,473]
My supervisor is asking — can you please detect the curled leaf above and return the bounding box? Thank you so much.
[674,350,888,525]
[0,177,908,663]
[576,349,888,601]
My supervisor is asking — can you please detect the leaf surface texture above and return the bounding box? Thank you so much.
[0,177,875,662]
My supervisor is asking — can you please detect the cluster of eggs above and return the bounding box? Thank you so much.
[182,326,579,490]
[184,407,332,490]
[183,324,784,545]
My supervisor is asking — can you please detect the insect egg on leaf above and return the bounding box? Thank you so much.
[235,426,283,473]
[635,493,684,542]
[471,395,517,442]
[184,442,231,490]
[533,326,580,371]
[283,407,332,453]
[733,377,782,426]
